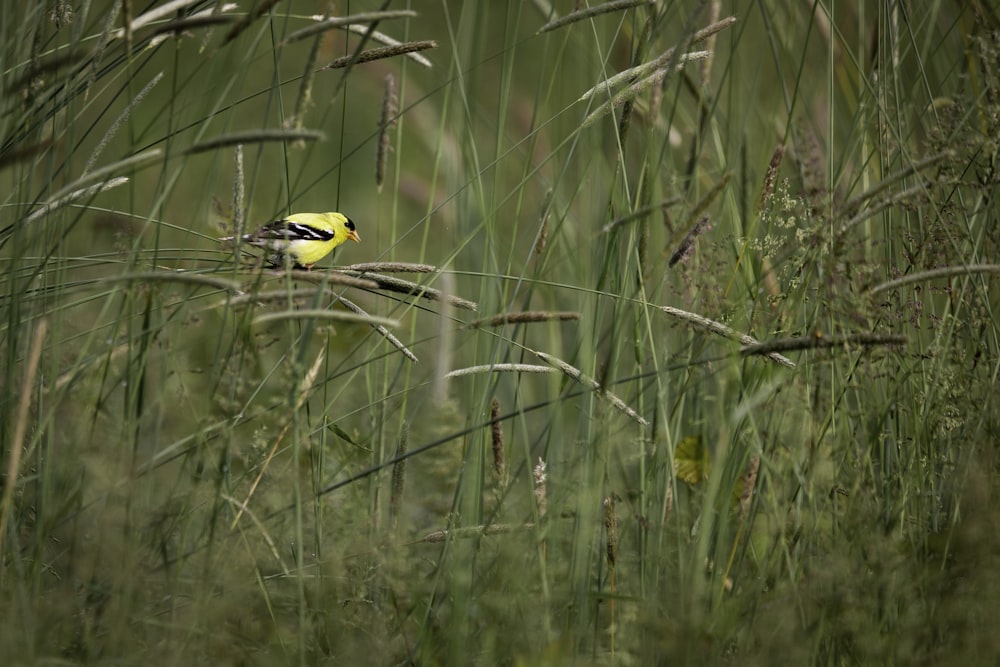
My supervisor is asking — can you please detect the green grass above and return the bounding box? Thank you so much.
[2,1,999,664]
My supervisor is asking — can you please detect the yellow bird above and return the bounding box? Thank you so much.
[223,212,360,269]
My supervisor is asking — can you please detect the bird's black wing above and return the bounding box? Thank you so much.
[250,219,335,242]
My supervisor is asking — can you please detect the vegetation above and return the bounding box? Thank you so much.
[2,1,998,664]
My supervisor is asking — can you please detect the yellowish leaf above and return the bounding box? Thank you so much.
[674,435,711,485]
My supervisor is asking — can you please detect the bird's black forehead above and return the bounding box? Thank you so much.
[345,217,356,231]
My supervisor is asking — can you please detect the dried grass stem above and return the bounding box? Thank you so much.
[323,40,437,69]
[538,0,652,33]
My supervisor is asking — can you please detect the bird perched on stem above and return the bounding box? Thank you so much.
[223,212,360,269]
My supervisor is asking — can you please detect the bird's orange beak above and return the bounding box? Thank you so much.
[347,230,361,243]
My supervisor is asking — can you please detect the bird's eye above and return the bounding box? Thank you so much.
[345,219,356,230]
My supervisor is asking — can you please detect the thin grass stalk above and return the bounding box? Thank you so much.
[604,495,618,568]
[663,483,674,524]
[339,270,479,310]
[197,3,238,51]
[33,148,162,215]
[150,13,238,37]
[185,129,325,154]
[699,0,721,86]
[740,455,760,517]
[315,0,394,111]
[205,279,380,309]
[444,364,556,379]
[600,197,682,234]
[338,296,417,362]
[840,151,951,216]
[0,320,46,565]
[868,264,1000,295]
[659,305,796,368]
[533,457,548,564]
[721,454,762,594]
[258,271,378,289]
[740,332,907,355]
[7,37,83,97]
[433,270,455,403]
[113,0,203,35]
[604,494,618,660]
[21,5,43,96]
[529,0,556,20]
[533,458,548,519]
[792,122,828,209]
[684,172,730,228]
[84,73,162,173]
[24,177,129,224]
[223,0,281,44]
[581,52,712,129]
[839,182,928,234]
[53,340,131,392]
[577,16,737,102]
[466,311,580,328]
[636,164,651,285]
[115,3,241,50]
[532,351,649,426]
[252,309,399,328]
[281,9,417,45]
[217,288,336,307]
[82,3,121,100]
[416,522,538,544]
[390,422,408,528]
[287,2,333,132]
[537,0,652,33]
[534,189,552,259]
[680,71,714,195]
[98,271,245,293]
[231,144,245,239]
[221,495,289,573]
[121,0,132,55]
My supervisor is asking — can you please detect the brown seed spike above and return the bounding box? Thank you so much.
[759,145,785,215]
[490,398,505,484]
[668,215,712,267]
[604,495,618,568]
[376,74,397,191]
[322,41,438,69]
